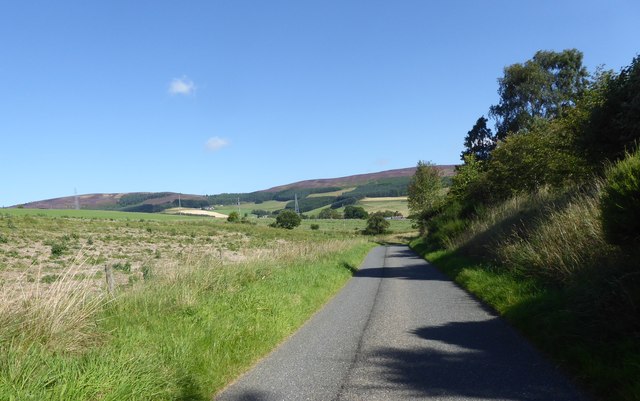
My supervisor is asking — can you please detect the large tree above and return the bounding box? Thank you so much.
[490,49,589,140]
[461,116,495,161]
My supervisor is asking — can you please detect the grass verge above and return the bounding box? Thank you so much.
[0,240,375,400]
[410,238,640,401]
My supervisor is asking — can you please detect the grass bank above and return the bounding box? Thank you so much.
[411,234,639,401]
[0,239,374,400]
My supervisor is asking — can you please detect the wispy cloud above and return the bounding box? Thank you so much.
[205,137,230,152]
[168,76,195,95]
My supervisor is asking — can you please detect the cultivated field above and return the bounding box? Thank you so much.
[359,197,409,216]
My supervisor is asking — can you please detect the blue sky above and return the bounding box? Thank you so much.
[2,0,639,206]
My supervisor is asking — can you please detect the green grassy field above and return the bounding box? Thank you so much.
[359,197,409,216]
[0,208,403,400]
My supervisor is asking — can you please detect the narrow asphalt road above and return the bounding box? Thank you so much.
[215,245,589,401]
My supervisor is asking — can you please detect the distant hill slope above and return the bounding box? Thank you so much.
[16,165,456,211]
[260,166,456,192]
[20,192,207,211]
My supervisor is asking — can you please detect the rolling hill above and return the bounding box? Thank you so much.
[15,165,456,214]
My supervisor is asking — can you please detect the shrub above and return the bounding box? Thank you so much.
[425,201,468,250]
[310,224,320,230]
[142,264,153,280]
[40,274,60,284]
[50,241,68,257]
[318,208,342,219]
[601,149,640,246]
[113,261,132,273]
[363,213,390,235]
[227,211,240,223]
[273,210,301,229]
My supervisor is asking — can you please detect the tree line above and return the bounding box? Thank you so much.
[409,49,639,237]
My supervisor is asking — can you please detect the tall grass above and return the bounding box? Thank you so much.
[0,238,373,400]
[417,181,640,401]
[0,255,106,353]
[496,190,615,280]
[447,184,621,281]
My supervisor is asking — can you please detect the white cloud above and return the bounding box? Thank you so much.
[168,76,195,95]
[205,137,229,152]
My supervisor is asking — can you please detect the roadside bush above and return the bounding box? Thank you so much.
[425,201,468,250]
[310,224,320,230]
[363,213,390,235]
[600,149,640,246]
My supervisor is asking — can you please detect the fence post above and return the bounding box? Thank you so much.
[105,265,115,294]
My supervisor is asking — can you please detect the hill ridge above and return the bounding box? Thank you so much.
[259,166,456,192]
[16,165,456,209]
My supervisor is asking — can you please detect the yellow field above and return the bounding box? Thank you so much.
[360,196,408,202]
[164,207,228,218]
[307,188,356,198]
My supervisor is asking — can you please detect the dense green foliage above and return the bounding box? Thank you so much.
[117,192,173,207]
[363,212,390,235]
[251,209,270,217]
[490,49,588,140]
[329,196,359,209]
[318,208,342,219]
[407,161,444,234]
[273,210,302,229]
[343,205,368,219]
[172,198,210,209]
[343,177,411,198]
[600,149,640,245]
[119,203,172,213]
[581,57,640,164]
[285,196,335,213]
[227,211,240,223]
[461,116,495,161]
[409,50,640,401]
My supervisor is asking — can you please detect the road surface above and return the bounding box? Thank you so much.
[215,245,588,401]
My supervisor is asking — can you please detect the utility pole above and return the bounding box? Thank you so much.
[237,197,241,215]
[74,188,80,210]
[294,193,300,215]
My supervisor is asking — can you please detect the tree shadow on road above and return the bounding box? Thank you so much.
[215,389,273,401]
[364,319,587,401]
[353,247,450,282]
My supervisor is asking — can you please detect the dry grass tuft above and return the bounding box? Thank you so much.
[0,252,107,353]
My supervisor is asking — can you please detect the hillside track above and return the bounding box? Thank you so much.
[215,245,589,401]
